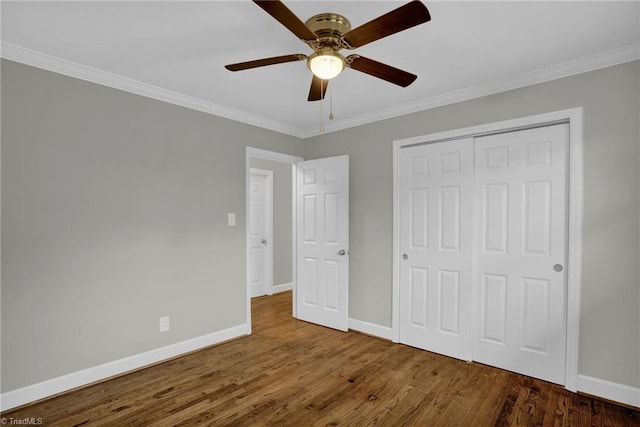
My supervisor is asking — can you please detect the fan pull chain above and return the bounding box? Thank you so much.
[329,84,334,120]
[319,79,325,132]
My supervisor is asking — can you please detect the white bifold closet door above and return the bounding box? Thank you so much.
[473,124,568,384]
[398,137,474,360]
[398,124,568,385]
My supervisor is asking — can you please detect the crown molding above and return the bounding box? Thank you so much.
[301,43,640,138]
[2,41,638,140]
[0,42,306,138]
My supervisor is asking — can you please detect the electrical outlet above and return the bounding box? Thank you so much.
[159,316,170,332]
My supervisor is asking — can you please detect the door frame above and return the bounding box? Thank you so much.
[249,168,274,297]
[245,147,303,333]
[391,107,584,392]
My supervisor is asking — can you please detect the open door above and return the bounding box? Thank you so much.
[296,155,349,331]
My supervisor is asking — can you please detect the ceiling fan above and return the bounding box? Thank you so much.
[225,0,431,102]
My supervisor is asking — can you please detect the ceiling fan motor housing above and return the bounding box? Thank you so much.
[305,13,351,47]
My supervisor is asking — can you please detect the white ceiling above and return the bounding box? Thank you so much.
[2,1,639,138]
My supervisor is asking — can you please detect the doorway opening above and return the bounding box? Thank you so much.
[245,147,302,332]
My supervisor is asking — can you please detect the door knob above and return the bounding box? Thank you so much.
[261,239,267,244]
[402,253,408,260]
[553,264,563,272]
[338,249,346,256]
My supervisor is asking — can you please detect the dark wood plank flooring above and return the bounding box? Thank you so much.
[3,291,638,426]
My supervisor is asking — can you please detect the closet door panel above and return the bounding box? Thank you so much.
[398,138,473,360]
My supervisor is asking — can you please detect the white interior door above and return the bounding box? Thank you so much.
[473,124,568,384]
[398,138,474,360]
[249,169,273,298]
[296,155,349,331]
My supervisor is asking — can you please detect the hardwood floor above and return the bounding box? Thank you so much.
[3,291,638,426]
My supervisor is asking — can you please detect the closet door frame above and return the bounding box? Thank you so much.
[392,107,583,392]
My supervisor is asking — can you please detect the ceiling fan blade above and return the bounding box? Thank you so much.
[253,1,318,42]
[341,0,431,49]
[308,75,329,101]
[346,55,417,87]
[225,54,306,71]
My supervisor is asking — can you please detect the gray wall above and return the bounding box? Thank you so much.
[304,61,640,388]
[0,60,303,392]
[249,157,292,287]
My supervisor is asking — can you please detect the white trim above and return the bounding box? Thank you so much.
[272,281,293,293]
[0,42,305,138]
[564,108,584,392]
[249,168,274,297]
[577,375,640,408]
[246,147,302,164]
[245,148,303,329]
[394,109,580,147]
[392,107,583,393]
[391,142,401,343]
[348,319,393,341]
[0,324,249,412]
[2,41,637,139]
[291,164,298,318]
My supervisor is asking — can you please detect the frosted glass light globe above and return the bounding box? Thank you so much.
[308,51,345,80]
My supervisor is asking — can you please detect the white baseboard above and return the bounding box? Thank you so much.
[348,318,392,341]
[1,323,250,412]
[577,374,640,408]
[272,282,292,293]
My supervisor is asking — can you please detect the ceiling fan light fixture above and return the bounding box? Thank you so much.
[226,1,432,101]
[307,48,345,80]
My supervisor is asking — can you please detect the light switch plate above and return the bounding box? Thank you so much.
[228,213,236,226]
